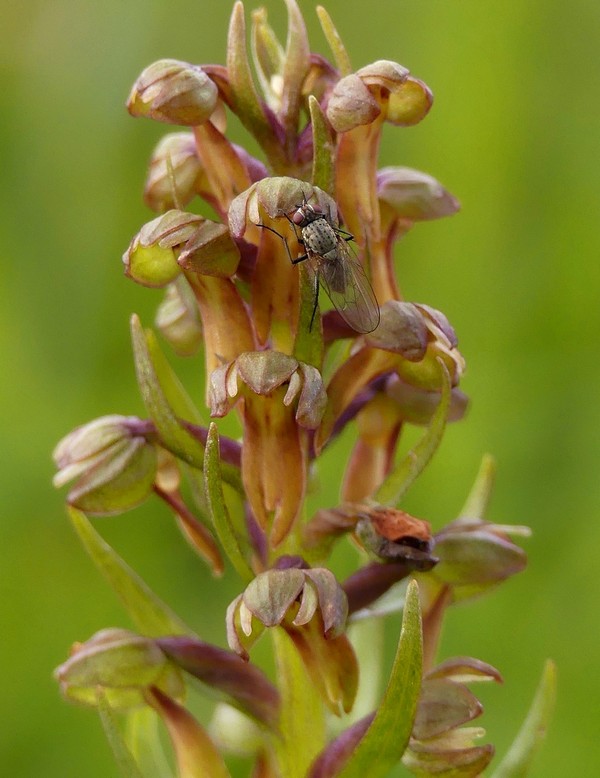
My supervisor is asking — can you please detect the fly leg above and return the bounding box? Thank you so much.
[325,204,355,244]
[309,269,320,331]
[336,229,354,244]
[256,219,317,329]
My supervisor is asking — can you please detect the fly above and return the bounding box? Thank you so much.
[259,198,380,334]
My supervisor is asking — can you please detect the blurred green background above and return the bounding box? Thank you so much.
[2,0,598,775]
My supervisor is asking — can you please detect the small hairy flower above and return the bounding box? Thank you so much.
[227,566,357,715]
[210,350,326,544]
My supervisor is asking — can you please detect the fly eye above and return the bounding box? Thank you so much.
[291,210,304,225]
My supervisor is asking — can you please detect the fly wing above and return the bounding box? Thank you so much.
[314,239,380,334]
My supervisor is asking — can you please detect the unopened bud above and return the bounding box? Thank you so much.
[127,59,218,126]
[377,167,460,222]
[123,210,202,287]
[432,518,530,599]
[144,132,203,212]
[155,281,203,357]
[53,415,156,515]
[54,628,183,710]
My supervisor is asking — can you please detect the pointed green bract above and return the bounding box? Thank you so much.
[251,7,285,108]
[125,708,174,778]
[491,660,556,778]
[97,692,147,778]
[203,423,254,582]
[335,580,423,778]
[273,629,326,778]
[375,360,451,506]
[315,6,352,76]
[458,453,497,520]
[227,2,285,172]
[309,96,335,196]
[69,507,195,637]
[145,328,204,426]
[131,314,205,468]
[280,0,310,149]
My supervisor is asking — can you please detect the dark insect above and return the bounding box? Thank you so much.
[259,198,380,334]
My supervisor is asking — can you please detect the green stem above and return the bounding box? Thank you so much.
[271,628,325,777]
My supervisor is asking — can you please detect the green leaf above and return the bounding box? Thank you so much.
[458,453,496,520]
[309,96,335,196]
[335,579,423,778]
[227,2,285,172]
[251,7,285,103]
[131,314,205,468]
[346,618,385,722]
[203,423,254,582]
[281,0,310,148]
[125,708,174,778]
[68,507,195,637]
[145,328,204,426]
[272,628,326,778]
[375,361,451,506]
[315,6,352,76]
[491,660,557,778]
[97,691,147,778]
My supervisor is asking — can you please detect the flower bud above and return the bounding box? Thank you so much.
[229,177,337,241]
[123,210,201,287]
[386,76,433,126]
[53,415,156,515]
[364,301,429,360]
[177,220,240,277]
[155,281,203,357]
[377,167,460,223]
[327,61,410,133]
[54,628,184,710]
[431,518,529,600]
[327,60,432,134]
[316,302,464,450]
[127,59,218,126]
[392,303,466,391]
[402,657,501,775]
[384,374,468,426]
[326,73,381,132]
[144,132,204,212]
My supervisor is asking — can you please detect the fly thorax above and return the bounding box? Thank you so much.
[301,218,338,255]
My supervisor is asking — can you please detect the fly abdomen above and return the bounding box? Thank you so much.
[321,254,349,294]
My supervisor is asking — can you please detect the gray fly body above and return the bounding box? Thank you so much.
[287,200,381,334]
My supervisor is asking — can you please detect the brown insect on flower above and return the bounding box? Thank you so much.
[260,196,381,334]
